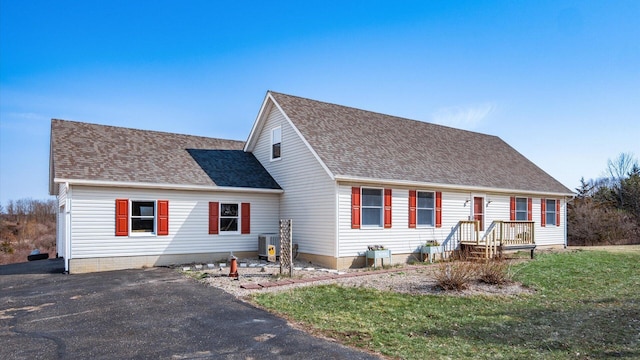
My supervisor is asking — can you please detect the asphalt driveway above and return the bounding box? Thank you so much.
[1,259,379,359]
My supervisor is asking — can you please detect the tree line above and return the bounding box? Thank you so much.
[1,198,57,223]
[1,198,57,264]
[568,152,640,245]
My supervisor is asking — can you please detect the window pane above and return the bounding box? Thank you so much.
[220,204,238,217]
[220,218,238,232]
[417,209,434,226]
[546,199,556,225]
[362,188,382,206]
[272,127,281,143]
[362,208,382,226]
[546,199,555,210]
[132,219,154,232]
[272,143,281,158]
[417,192,434,209]
[516,198,527,211]
[546,212,556,225]
[516,211,527,221]
[132,201,154,216]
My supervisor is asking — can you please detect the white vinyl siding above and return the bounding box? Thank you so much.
[338,185,470,257]
[68,186,279,258]
[56,183,68,261]
[58,183,67,207]
[535,198,566,246]
[487,194,565,246]
[338,186,566,257]
[251,105,336,256]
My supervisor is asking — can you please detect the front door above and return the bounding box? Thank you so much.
[473,196,484,231]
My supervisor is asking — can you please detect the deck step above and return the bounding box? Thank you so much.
[460,244,497,260]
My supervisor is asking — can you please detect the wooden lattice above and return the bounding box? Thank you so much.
[279,219,293,276]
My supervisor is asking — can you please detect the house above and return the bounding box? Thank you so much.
[50,91,573,273]
[49,120,282,273]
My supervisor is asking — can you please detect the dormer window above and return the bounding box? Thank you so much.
[271,126,281,160]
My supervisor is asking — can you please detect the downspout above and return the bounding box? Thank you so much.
[564,195,574,249]
[64,183,71,273]
[334,181,340,265]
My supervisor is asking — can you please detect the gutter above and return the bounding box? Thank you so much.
[53,178,284,194]
[334,175,575,197]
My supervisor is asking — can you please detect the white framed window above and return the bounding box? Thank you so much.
[271,126,282,160]
[417,191,435,227]
[515,197,528,221]
[131,200,155,233]
[545,199,557,226]
[220,203,239,233]
[361,188,383,227]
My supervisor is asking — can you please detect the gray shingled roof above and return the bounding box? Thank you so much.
[50,119,279,190]
[187,149,280,189]
[270,92,572,194]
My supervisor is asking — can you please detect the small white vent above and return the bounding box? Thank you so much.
[258,233,281,257]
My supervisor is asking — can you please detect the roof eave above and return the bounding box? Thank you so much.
[53,178,284,194]
[244,91,274,152]
[334,175,574,197]
[49,125,57,196]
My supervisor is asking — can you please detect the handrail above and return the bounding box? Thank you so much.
[481,221,500,259]
[458,220,480,244]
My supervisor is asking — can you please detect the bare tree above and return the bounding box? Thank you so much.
[605,153,639,210]
[607,152,637,181]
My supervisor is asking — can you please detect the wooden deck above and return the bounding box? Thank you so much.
[459,220,536,259]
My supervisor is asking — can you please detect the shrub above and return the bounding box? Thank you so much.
[434,261,476,291]
[568,200,640,245]
[476,260,512,285]
[1,240,14,254]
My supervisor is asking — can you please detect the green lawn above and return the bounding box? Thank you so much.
[253,250,640,359]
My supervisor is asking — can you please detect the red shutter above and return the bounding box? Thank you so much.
[435,191,442,228]
[157,200,169,236]
[209,202,219,234]
[351,187,360,229]
[408,190,416,228]
[527,198,533,221]
[384,189,392,228]
[115,199,129,236]
[241,203,251,234]
[510,197,516,221]
[556,199,561,226]
[541,198,546,227]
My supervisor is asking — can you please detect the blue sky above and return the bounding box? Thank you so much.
[1,1,638,205]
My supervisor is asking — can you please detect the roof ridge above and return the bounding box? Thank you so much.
[267,91,500,139]
[51,118,245,144]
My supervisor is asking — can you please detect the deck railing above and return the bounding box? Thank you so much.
[497,221,535,246]
[457,220,535,259]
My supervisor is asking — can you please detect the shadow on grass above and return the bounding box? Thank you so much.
[423,304,640,358]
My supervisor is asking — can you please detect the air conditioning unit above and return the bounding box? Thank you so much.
[258,233,281,258]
